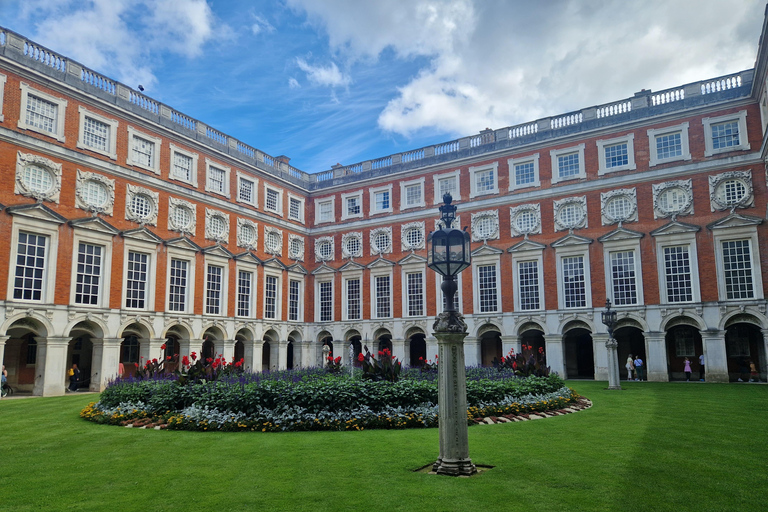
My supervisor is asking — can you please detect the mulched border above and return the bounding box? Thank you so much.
[470,398,592,425]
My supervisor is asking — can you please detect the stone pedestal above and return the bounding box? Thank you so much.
[592,333,610,382]
[605,337,621,390]
[432,312,476,477]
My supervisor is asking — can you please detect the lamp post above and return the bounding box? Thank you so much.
[427,193,476,476]
[601,299,622,390]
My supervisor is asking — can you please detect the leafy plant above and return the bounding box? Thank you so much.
[325,356,343,374]
[359,346,402,382]
[494,345,551,377]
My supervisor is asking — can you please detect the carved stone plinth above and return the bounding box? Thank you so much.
[606,337,622,390]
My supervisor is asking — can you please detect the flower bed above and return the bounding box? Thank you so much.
[81,369,580,432]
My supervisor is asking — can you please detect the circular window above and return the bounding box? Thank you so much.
[130,194,154,220]
[209,216,226,238]
[404,227,423,248]
[373,231,390,253]
[22,165,54,194]
[717,179,748,206]
[515,210,538,234]
[475,216,496,239]
[658,187,690,214]
[317,240,333,259]
[266,231,280,252]
[289,237,303,258]
[605,195,634,222]
[557,202,584,228]
[172,206,192,230]
[240,223,255,244]
[345,236,361,256]
[82,179,109,208]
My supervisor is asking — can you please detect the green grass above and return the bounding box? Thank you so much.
[2,381,766,511]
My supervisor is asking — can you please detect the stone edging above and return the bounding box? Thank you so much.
[471,398,592,425]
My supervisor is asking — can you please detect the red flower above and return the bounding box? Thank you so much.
[327,356,333,361]
[166,356,172,361]
[206,357,213,363]
[334,356,341,363]
[191,352,197,361]
[134,362,139,368]
[419,356,424,361]
[182,356,190,366]
[160,343,167,351]
[152,358,158,364]
[539,347,544,354]
[512,361,518,370]
[235,361,242,367]
[358,353,365,362]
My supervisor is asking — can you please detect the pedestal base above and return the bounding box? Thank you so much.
[432,457,477,477]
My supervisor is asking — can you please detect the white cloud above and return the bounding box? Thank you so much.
[18,0,221,89]
[251,14,275,36]
[287,0,765,137]
[296,58,351,88]
[288,77,301,89]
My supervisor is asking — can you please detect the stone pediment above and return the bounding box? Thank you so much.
[398,253,427,266]
[367,256,395,269]
[507,239,547,253]
[471,244,504,257]
[551,233,593,248]
[650,220,701,237]
[262,257,288,270]
[707,213,764,231]
[201,244,234,259]
[165,237,202,252]
[234,251,262,265]
[121,227,164,244]
[68,216,120,236]
[312,262,337,275]
[598,226,645,243]
[338,260,365,272]
[287,263,307,274]
[6,202,67,224]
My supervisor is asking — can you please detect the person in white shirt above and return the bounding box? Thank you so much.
[699,354,705,382]
[633,355,645,381]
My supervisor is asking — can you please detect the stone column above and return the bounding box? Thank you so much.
[425,336,438,363]
[253,341,264,373]
[36,336,70,397]
[241,339,256,372]
[0,336,7,372]
[761,329,768,381]
[90,338,122,391]
[701,330,728,383]
[463,337,481,367]
[432,315,476,477]
[544,334,565,378]
[391,338,406,364]
[501,335,517,358]
[299,340,313,369]
[644,332,669,382]
[214,339,236,362]
[592,333,610,382]
[140,338,165,365]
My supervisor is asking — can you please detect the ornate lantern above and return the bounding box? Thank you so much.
[428,193,471,312]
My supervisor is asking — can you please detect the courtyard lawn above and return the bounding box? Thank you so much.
[1,381,765,512]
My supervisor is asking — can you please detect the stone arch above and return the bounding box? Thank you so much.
[724,321,764,381]
[287,330,303,369]
[1,313,52,338]
[66,320,102,390]
[476,322,503,338]
[263,329,280,371]
[722,311,767,330]
[117,319,153,339]
[615,314,648,332]
[517,321,544,337]
[162,322,193,340]
[374,328,392,353]
[3,317,51,393]
[405,326,427,367]
[344,330,363,366]
[479,326,502,367]
[404,325,426,339]
[660,312,706,332]
[665,323,703,381]
[563,325,594,379]
[201,324,226,341]
[64,316,107,340]
[562,319,592,334]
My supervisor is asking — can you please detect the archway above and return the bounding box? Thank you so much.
[286,341,295,370]
[120,335,140,378]
[616,324,645,380]
[563,327,594,379]
[202,339,215,361]
[665,324,702,381]
[234,340,245,363]
[345,332,362,367]
[377,335,392,354]
[480,329,502,367]
[263,330,279,371]
[3,318,47,394]
[519,326,545,365]
[408,333,427,367]
[725,322,764,381]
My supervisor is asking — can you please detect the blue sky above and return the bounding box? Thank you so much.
[1,0,764,173]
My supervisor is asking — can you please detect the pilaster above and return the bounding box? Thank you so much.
[36,336,70,397]
[0,336,7,381]
[214,339,236,362]
[592,333,610,381]
[91,338,122,391]
[463,337,481,366]
[425,336,438,363]
[543,334,565,378]
[644,332,669,382]
[501,335,517,357]
[391,338,406,364]
[701,330,728,383]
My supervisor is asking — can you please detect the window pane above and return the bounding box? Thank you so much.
[347,279,361,320]
[722,240,753,299]
[478,264,498,312]
[238,271,252,317]
[664,246,693,303]
[518,260,540,310]
[289,280,300,321]
[206,265,222,314]
[75,242,102,305]
[610,250,637,305]
[604,142,628,168]
[319,281,333,321]
[375,275,391,318]
[712,121,740,149]
[126,251,148,308]
[558,153,580,178]
[168,259,188,312]
[265,275,277,319]
[515,162,535,186]
[132,136,154,167]
[407,272,423,316]
[173,152,193,181]
[562,256,586,308]
[656,132,682,160]
[14,232,47,301]
[26,95,57,133]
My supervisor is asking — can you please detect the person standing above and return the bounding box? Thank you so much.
[1,364,7,398]
[684,357,692,381]
[749,360,759,382]
[68,363,80,392]
[625,355,635,381]
[698,353,705,382]
[633,354,645,381]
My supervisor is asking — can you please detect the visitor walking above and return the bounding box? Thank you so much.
[626,355,635,381]
[633,355,645,381]
[699,353,705,381]
[68,363,80,392]
[1,364,7,399]
[684,357,692,381]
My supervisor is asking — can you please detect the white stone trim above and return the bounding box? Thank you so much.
[601,188,638,226]
[341,190,364,220]
[15,151,62,204]
[75,169,115,216]
[314,276,335,323]
[168,143,199,187]
[702,110,750,157]
[511,247,545,312]
[596,133,636,175]
[510,204,542,237]
[76,106,118,160]
[550,144,586,184]
[401,222,426,251]
[235,262,259,319]
[205,208,230,243]
[370,226,393,255]
[433,169,462,204]
[342,232,363,258]
[315,235,335,262]
[121,238,157,312]
[204,158,231,198]
[262,267,283,320]
[712,225,763,301]
[369,184,393,215]
[314,196,336,225]
[369,265,394,319]
[18,82,67,142]
[471,210,500,242]
[652,179,694,219]
[166,247,196,314]
[400,177,425,211]
[654,231,701,304]
[287,193,304,223]
[553,196,588,232]
[168,197,197,235]
[0,73,6,122]
[288,234,304,261]
[647,122,691,167]
[472,251,502,314]
[264,226,283,256]
[342,270,364,321]
[236,172,259,208]
[469,161,499,198]
[601,237,644,307]
[125,184,159,226]
[401,266,427,318]
[264,184,284,216]
[7,216,60,304]
[555,244,592,310]
[126,126,162,174]
[286,274,304,322]
[708,170,754,212]
[204,253,230,317]
[508,153,541,191]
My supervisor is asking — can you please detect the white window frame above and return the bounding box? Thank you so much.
[342,271,364,321]
[433,169,462,204]
[315,278,335,323]
[597,134,636,175]
[287,193,305,223]
[369,184,393,215]
[69,231,113,308]
[205,159,230,198]
[654,232,701,305]
[126,126,162,174]
[235,260,259,319]
[236,172,259,208]
[264,185,283,216]
[341,190,364,220]
[314,196,336,225]
[204,259,227,317]
[401,265,427,318]
[555,245,592,310]
[508,154,540,191]
[122,240,157,311]
[0,73,6,122]
[550,144,586,184]
[435,271,462,313]
[702,110,750,157]
[511,250,545,312]
[647,122,691,167]
[169,144,199,187]
[469,162,499,198]
[400,177,425,211]
[602,239,644,307]
[287,274,304,322]
[713,226,763,301]
[370,268,393,319]
[76,106,118,160]
[165,248,196,315]
[262,268,282,320]
[7,217,60,304]
[18,82,67,142]
[472,252,501,314]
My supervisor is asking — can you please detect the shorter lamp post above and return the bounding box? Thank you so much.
[427,193,476,476]
[601,299,622,390]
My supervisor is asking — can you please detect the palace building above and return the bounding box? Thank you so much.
[2,12,768,396]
